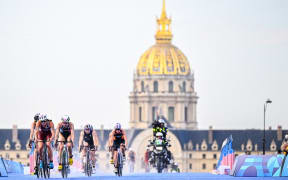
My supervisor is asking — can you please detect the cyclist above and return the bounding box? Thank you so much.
[54,115,75,171]
[281,134,288,152]
[108,123,128,170]
[35,114,55,169]
[28,113,40,174]
[78,124,99,172]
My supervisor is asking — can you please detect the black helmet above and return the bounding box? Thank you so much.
[34,113,40,122]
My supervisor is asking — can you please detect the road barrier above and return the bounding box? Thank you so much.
[3,159,24,174]
[231,154,288,177]
[0,158,8,177]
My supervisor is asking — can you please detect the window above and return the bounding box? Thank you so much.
[213,154,217,159]
[189,153,192,159]
[153,81,158,93]
[152,107,157,121]
[183,81,186,92]
[202,163,206,170]
[139,107,142,122]
[16,154,20,158]
[202,154,206,159]
[168,107,174,122]
[5,153,9,159]
[168,81,173,93]
[185,107,188,122]
[189,163,192,169]
[27,154,30,158]
[141,81,145,92]
[213,164,217,169]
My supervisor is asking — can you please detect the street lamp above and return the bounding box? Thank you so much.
[263,98,272,155]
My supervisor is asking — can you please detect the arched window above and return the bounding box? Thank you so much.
[185,107,188,122]
[139,107,142,122]
[183,81,186,92]
[153,81,158,93]
[168,81,173,93]
[202,154,206,159]
[168,107,174,122]
[141,81,145,92]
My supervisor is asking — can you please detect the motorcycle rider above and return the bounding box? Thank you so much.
[150,132,171,167]
[35,114,55,169]
[28,113,40,174]
[54,115,75,171]
[108,123,128,172]
[153,119,168,140]
[78,124,99,172]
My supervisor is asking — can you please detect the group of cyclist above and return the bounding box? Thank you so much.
[29,113,127,174]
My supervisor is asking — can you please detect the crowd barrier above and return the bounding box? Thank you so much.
[3,159,24,174]
[231,154,288,177]
[0,158,8,177]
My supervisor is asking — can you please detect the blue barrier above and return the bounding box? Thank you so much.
[0,158,8,177]
[231,154,288,177]
[3,160,24,174]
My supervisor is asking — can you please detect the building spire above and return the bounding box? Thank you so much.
[161,0,167,20]
[155,0,172,44]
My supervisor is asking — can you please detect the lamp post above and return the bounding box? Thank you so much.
[263,98,272,155]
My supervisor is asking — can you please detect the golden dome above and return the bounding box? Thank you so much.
[136,0,191,76]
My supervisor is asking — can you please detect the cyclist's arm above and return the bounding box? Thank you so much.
[122,129,128,147]
[78,131,84,149]
[92,130,99,147]
[70,123,75,143]
[54,123,60,142]
[29,122,35,140]
[35,121,40,141]
[108,131,114,147]
[50,122,55,141]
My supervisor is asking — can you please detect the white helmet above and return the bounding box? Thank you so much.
[285,134,288,141]
[159,119,165,124]
[61,115,70,122]
[115,123,121,130]
[39,114,48,122]
[156,132,163,137]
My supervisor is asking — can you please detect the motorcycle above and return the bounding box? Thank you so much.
[148,139,169,173]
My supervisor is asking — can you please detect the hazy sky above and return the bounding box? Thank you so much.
[0,0,287,130]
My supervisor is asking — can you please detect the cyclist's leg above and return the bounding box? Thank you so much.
[90,149,96,167]
[58,134,65,170]
[46,133,54,169]
[66,136,72,156]
[81,142,89,170]
[37,132,44,161]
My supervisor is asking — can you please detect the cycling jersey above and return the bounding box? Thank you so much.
[59,122,71,140]
[113,129,125,149]
[38,121,52,141]
[83,131,94,146]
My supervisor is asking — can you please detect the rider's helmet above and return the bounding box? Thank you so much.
[34,113,40,122]
[84,124,93,131]
[156,132,163,139]
[114,123,121,130]
[39,114,48,122]
[61,115,70,122]
[159,119,165,127]
[285,134,288,142]
[46,114,52,121]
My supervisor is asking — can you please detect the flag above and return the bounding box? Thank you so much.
[217,135,235,172]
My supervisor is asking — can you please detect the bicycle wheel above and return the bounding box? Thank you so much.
[61,149,67,178]
[35,153,40,178]
[117,149,123,177]
[87,150,92,176]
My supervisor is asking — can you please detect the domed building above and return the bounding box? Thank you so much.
[129,0,198,129]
